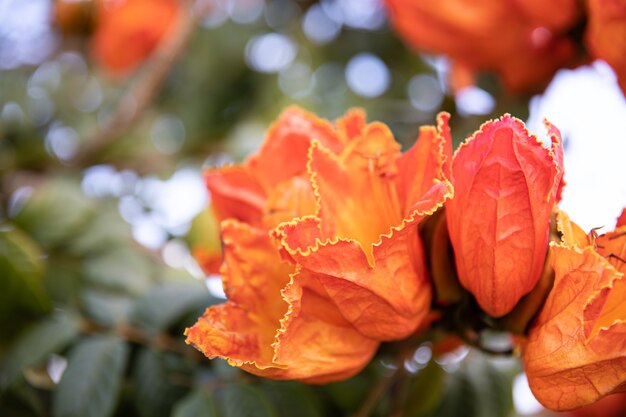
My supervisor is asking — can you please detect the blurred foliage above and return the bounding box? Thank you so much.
[0,0,556,416]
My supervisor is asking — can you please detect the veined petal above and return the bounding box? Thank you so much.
[309,124,403,263]
[274,181,452,341]
[595,226,626,274]
[186,220,376,381]
[247,106,343,191]
[205,166,266,227]
[525,244,626,411]
[396,112,452,217]
[185,221,291,370]
[446,115,563,317]
[219,221,292,320]
[274,269,379,383]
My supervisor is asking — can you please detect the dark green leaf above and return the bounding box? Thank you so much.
[131,281,213,334]
[1,311,79,389]
[133,348,191,417]
[0,379,45,417]
[0,226,50,322]
[80,288,135,327]
[219,384,278,417]
[260,381,323,417]
[406,361,445,417]
[13,180,94,248]
[172,390,219,417]
[425,352,513,417]
[52,336,129,417]
[66,204,132,255]
[83,247,152,296]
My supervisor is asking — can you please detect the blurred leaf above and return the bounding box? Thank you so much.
[324,367,377,413]
[219,384,278,417]
[131,281,213,335]
[80,288,135,327]
[260,381,323,417]
[83,247,152,296]
[133,348,191,417]
[13,179,94,248]
[67,204,132,255]
[426,353,513,417]
[43,258,82,306]
[52,336,129,417]
[0,379,45,417]
[1,311,79,389]
[0,225,50,329]
[406,361,445,417]
[172,390,219,417]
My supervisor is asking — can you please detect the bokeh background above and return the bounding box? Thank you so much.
[1,0,626,416]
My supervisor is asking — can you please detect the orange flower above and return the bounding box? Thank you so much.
[524,211,626,410]
[272,114,453,341]
[91,0,181,77]
[446,116,564,317]
[384,0,581,91]
[185,107,384,382]
[586,0,626,95]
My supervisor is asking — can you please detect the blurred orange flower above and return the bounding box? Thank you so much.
[186,107,393,382]
[384,0,581,91]
[587,0,626,94]
[445,115,564,317]
[525,211,626,410]
[91,0,181,76]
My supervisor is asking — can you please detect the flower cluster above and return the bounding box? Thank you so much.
[186,107,626,411]
[384,0,626,94]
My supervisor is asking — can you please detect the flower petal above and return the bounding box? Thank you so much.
[274,181,451,341]
[525,244,626,410]
[586,0,626,95]
[248,106,343,191]
[274,269,379,383]
[186,220,377,381]
[309,124,403,262]
[335,108,367,144]
[185,221,291,371]
[205,166,266,227]
[556,210,589,248]
[595,226,626,274]
[396,112,452,217]
[446,115,563,317]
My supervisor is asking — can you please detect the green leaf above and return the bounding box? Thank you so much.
[0,226,50,322]
[80,288,135,327]
[0,379,45,417]
[83,247,152,296]
[219,384,278,417]
[1,311,80,389]
[66,204,132,256]
[131,281,213,335]
[52,336,129,417]
[406,361,445,417]
[13,179,94,249]
[133,348,191,417]
[172,390,219,417]
[425,352,513,417]
[260,381,323,417]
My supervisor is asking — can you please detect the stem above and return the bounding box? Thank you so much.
[351,367,403,417]
[72,0,212,165]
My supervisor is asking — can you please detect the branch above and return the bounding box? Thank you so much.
[72,0,212,165]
